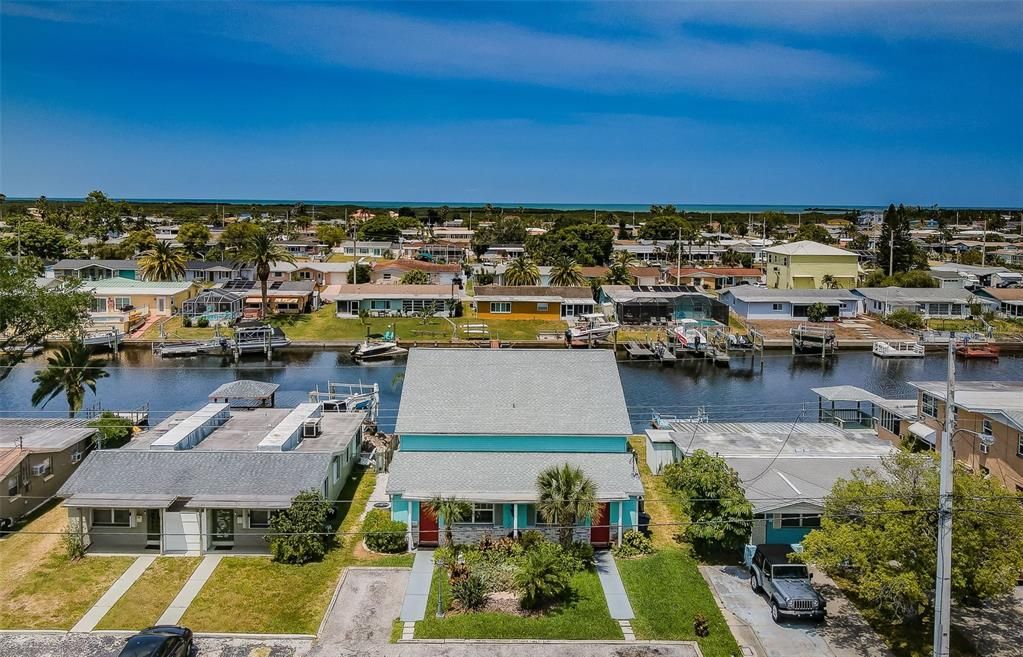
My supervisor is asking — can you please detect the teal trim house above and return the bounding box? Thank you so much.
[645,423,894,546]
[387,349,643,548]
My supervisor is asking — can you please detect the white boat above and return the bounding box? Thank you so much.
[351,341,408,360]
[651,407,709,429]
[81,329,122,350]
[568,314,620,341]
[231,323,291,353]
[156,338,229,357]
[872,340,924,358]
[672,319,707,348]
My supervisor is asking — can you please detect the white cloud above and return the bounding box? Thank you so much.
[222,4,875,96]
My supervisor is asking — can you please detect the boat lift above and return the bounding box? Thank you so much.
[308,381,380,422]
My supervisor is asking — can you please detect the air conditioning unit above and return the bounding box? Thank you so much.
[31,463,49,476]
[303,418,322,438]
[71,451,83,464]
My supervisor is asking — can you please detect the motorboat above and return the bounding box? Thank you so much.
[155,338,229,358]
[81,329,122,351]
[567,314,620,341]
[955,340,999,359]
[872,340,924,358]
[672,319,707,349]
[351,341,408,360]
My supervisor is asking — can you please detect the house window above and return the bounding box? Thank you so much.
[93,508,131,527]
[332,456,340,483]
[878,409,899,435]
[536,302,549,312]
[7,477,17,497]
[248,510,272,529]
[90,297,108,313]
[982,419,993,436]
[1017,434,1023,458]
[370,300,388,310]
[921,394,938,418]
[771,303,783,311]
[779,513,821,528]
[470,503,495,524]
[490,302,511,314]
[114,297,131,309]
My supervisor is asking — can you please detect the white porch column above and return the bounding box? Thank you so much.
[512,504,519,538]
[406,500,414,552]
[617,501,624,547]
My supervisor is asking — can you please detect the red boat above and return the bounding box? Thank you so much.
[955,341,1000,359]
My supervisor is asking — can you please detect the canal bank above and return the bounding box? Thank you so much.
[1,347,1021,434]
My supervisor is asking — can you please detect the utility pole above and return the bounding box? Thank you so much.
[981,218,987,267]
[933,340,955,657]
[676,226,682,285]
[888,227,895,278]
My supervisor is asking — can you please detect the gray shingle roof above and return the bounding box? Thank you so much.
[58,450,330,504]
[387,451,643,501]
[853,287,975,303]
[394,349,632,436]
[207,380,280,401]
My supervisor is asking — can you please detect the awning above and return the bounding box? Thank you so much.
[908,422,937,445]
[274,297,300,304]
[63,494,176,509]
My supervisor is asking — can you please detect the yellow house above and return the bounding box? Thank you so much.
[763,240,859,289]
[473,286,595,320]
[83,277,198,330]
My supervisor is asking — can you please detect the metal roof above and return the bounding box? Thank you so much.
[387,451,643,502]
[852,287,975,303]
[658,422,893,458]
[53,259,138,270]
[764,241,856,257]
[58,450,331,503]
[720,287,858,302]
[731,456,887,514]
[207,380,280,401]
[82,277,194,295]
[395,348,632,436]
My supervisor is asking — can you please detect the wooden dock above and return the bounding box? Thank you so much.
[625,342,655,359]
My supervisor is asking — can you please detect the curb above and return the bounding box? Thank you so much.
[1,629,315,641]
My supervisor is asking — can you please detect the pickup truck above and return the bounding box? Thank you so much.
[749,543,826,623]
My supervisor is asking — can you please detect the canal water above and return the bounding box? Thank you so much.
[1,348,1020,433]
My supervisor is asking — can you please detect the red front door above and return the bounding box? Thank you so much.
[419,505,439,546]
[590,503,610,545]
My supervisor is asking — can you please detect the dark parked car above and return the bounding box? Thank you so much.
[749,544,826,623]
[117,625,193,657]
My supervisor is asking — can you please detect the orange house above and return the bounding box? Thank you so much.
[473,286,596,320]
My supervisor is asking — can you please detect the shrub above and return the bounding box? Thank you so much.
[518,529,547,552]
[806,302,829,323]
[566,541,595,569]
[363,509,407,553]
[451,572,488,611]
[448,561,471,585]
[612,530,654,558]
[515,542,573,610]
[883,308,924,330]
[266,489,331,564]
[196,316,210,328]
[62,528,87,560]
[87,412,134,449]
[181,316,192,327]
[694,613,710,637]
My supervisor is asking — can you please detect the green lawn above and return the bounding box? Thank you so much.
[96,557,202,630]
[180,467,412,634]
[618,550,741,657]
[269,306,566,343]
[414,566,621,640]
[138,315,233,341]
[0,504,137,630]
[624,436,743,657]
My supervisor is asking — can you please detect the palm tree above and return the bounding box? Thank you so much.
[238,229,296,319]
[137,241,187,281]
[604,264,635,285]
[549,257,585,287]
[820,274,839,290]
[536,464,599,548]
[424,497,471,546]
[31,341,109,418]
[504,256,540,286]
[399,269,431,285]
[610,250,637,269]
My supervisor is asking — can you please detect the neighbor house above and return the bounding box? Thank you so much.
[399,241,468,263]
[387,349,643,548]
[82,277,197,321]
[974,287,1023,318]
[763,240,859,289]
[599,285,729,325]
[908,381,1023,493]
[852,287,978,319]
[1,419,97,524]
[811,386,918,446]
[52,259,138,281]
[719,287,860,320]
[579,266,663,286]
[369,260,462,286]
[184,260,251,284]
[337,241,399,259]
[667,267,764,290]
[240,280,317,317]
[645,422,893,545]
[58,383,367,554]
[472,286,595,320]
[325,284,458,317]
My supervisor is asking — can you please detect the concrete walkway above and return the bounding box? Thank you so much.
[156,554,223,625]
[399,550,434,622]
[594,551,634,620]
[71,555,157,632]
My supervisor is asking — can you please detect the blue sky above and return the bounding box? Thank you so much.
[1,1,1021,205]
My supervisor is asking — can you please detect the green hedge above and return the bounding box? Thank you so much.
[363,509,408,553]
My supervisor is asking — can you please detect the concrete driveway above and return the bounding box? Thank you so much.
[0,633,311,657]
[701,565,893,657]
[308,567,410,656]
